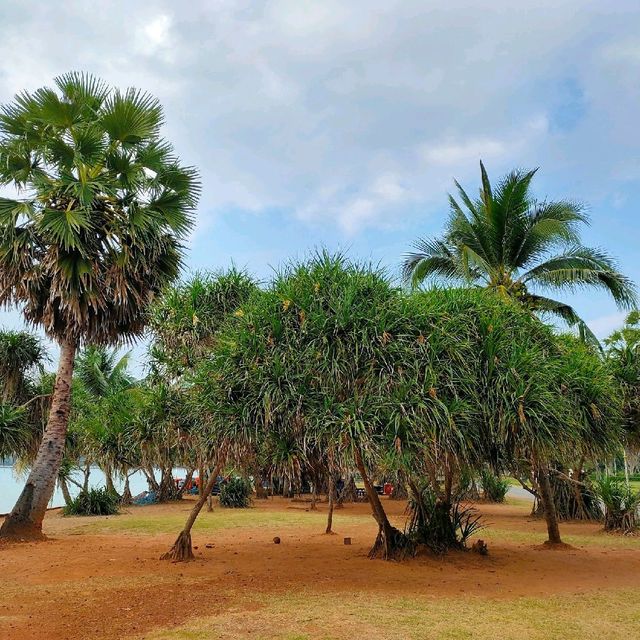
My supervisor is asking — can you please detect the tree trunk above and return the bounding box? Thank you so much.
[143,468,160,493]
[176,469,194,499]
[325,473,335,534]
[198,465,205,497]
[0,338,76,540]
[162,462,222,562]
[82,463,91,493]
[254,468,268,499]
[570,457,588,520]
[121,474,132,505]
[310,473,318,511]
[104,464,120,500]
[353,446,412,560]
[536,462,562,544]
[59,477,73,507]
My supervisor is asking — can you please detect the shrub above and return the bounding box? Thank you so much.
[406,485,483,553]
[63,487,119,516]
[596,476,640,534]
[479,468,510,503]
[219,477,252,508]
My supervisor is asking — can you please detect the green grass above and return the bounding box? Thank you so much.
[71,505,370,535]
[477,526,640,549]
[138,588,640,640]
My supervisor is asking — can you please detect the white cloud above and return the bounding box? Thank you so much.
[421,138,507,167]
[0,0,637,239]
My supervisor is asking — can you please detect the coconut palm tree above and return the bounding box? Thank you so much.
[75,346,133,399]
[402,162,637,342]
[0,72,199,539]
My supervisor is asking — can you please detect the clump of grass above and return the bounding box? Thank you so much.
[63,487,119,516]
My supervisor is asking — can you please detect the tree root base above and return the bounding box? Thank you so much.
[536,541,575,551]
[161,531,195,562]
[368,526,415,561]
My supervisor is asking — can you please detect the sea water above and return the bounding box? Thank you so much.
[0,465,158,514]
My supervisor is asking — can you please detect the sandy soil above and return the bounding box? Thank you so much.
[1,497,639,640]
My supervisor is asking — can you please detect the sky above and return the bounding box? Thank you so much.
[0,0,639,372]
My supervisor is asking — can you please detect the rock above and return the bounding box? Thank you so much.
[273,536,281,544]
[471,539,488,555]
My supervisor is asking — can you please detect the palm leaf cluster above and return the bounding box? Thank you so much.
[403,162,636,342]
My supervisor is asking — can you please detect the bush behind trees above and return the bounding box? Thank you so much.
[219,477,252,508]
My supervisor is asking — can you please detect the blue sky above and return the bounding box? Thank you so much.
[1,1,639,371]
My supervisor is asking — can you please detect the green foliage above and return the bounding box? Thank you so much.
[62,487,120,516]
[75,346,133,398]
[596,476,640,533]
[0,402,29,459]
[193,253,623,497]
[403,161,637,343]
[605,311,640,446]
[219,477,252,508]
[149,268,258,378]
[479,468,509,503]
[0,330,46,403]
[406,484,484,553]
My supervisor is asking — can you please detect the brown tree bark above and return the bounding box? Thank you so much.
[161,461,223,562]
[0,338,76,540]
[325,473,336,534]
[121,474,133,505]
[536,462,562,544]
[104,464,120,500]
[59,477,73,507]
[354,446,412,560]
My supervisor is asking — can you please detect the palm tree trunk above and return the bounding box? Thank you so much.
[0,338,76,540]
[536,462,562,544]
[162,461,222,562]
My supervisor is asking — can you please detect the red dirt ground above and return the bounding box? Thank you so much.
[1,497,639,640]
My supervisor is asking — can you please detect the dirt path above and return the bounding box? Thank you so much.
[1,498,639,640]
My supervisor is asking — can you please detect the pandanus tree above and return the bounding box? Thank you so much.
[606,312,640,459]
[201,254,624,554]
[403,162,637,343]
[194,254,418,560]
[149,269,258,503]
[0,330,48,461]
[0,330,47,403]
[0,72,199,539]
[154,270,259,561]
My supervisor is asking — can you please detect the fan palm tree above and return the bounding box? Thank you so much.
[0,72,199,539]
[403,162,637,342]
